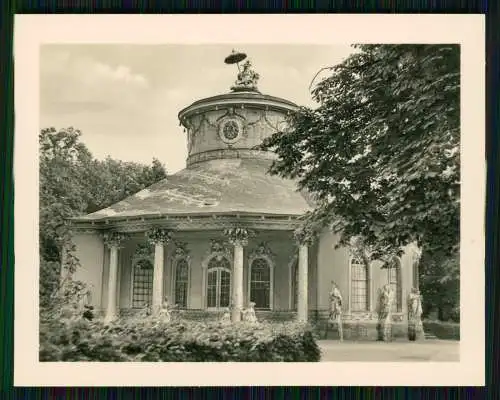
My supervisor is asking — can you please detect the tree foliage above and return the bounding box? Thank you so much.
[260,44,460,265]
[39,127,167,304]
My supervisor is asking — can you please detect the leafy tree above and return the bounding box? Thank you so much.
[260,44,459,263]
[259,45,460,317]
[39,127,168,305]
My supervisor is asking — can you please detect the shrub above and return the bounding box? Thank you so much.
[39,314,321,362]
[423,320,460,340]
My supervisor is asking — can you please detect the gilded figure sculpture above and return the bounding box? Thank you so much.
[324,281,343,341]
[377,284,395,341]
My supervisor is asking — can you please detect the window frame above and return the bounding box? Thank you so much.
[349,256,370,313]
[171,255,191,309]
[247,255,274,310]
[205,256,232,310]
[387,256,403,313]
[130,258,154,309]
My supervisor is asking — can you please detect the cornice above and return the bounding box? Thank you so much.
[70,213,303,234]
[178,92,298,123]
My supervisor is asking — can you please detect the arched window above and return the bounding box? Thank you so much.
[174,258,189,308]
[388,257,402,312]
[132,262,154,309]
[249,257,272,310]
[350,257,369,312]
[206,256,231,309]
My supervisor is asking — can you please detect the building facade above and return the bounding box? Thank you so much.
[69,56,420,328]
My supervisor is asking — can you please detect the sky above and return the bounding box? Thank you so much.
[40,44,355,173]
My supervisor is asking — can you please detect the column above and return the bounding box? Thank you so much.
[103,232,127,322]
[297,244,309,322]
[232,241,244,322]
[224,227,251,322]
[147,228,173,315]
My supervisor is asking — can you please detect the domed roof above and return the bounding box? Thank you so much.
[72,52,313,226]
[75,158,313,222]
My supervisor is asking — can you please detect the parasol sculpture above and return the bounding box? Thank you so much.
[224,49,247,72]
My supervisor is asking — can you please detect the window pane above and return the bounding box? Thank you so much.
[220,270,231,308]
[175,259,189,308]
[250,258,271,309]
[132,265,153,308]
[389,262,402,312]
[207,256,232,309]
[207,270,217,308]
[351,259,368,312]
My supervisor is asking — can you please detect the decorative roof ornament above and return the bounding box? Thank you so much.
[224,49,260,92]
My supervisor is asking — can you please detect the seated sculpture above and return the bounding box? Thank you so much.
[159,296,172,322]
[220,307,231,323]
[231,60,260,91]
[242,302,258,323]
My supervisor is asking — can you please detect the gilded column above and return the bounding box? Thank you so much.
[297,244,309,322]
[103,232,128,322]
[147,228,173,315]
[225,227,252,322]
[294,229,314,323]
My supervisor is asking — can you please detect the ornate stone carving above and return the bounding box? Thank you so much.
[231,60,260,91]
[223,227,254,247]
[248,241,275,263]
[102,232,129,249]
[407,287,424,341]
[132,243,154,269]
[376,284,395,342]
[146,228,173,245]
[172,241,190,260]
[218,116,245,145]
[204,239,233,264]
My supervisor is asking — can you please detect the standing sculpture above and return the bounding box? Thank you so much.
[376,284,395,341]
[324,281,344,341]
[407,287,424,341]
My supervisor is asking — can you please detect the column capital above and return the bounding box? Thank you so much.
[146,227,174,245]
[102,232,129,249]
[223,227,254,247]
[293,227,316,247]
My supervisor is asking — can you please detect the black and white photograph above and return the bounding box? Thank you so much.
[14,15,484,386]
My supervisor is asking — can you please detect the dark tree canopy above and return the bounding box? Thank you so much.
[260,44,460,265]
[39,127,168,263]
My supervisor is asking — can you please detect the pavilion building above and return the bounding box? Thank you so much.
[69,54,420,333]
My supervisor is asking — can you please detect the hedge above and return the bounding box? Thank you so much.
[423,320,460,340]
[39,315,321,362]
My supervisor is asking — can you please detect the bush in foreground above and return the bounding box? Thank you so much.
[39,315,321,362]
[423,320,460,340]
